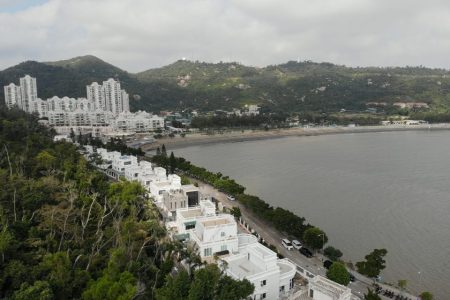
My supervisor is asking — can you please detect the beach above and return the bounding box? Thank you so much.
[140,124,450,151]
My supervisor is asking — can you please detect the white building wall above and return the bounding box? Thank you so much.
[86,82,106,111]
[4,83,22,109]
[19,75,37,112]
[103,78,123,115]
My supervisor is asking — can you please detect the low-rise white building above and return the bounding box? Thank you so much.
[113,111,165,132]
[190,214,239,260]
[112,155,138,174]
[306,275,352,300]
[223,234,296,300]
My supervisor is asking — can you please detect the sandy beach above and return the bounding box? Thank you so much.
[140,124,450,151]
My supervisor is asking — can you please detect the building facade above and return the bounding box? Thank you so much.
[4,83,22,109]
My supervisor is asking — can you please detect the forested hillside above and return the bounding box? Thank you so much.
[0,108,253,299]
[2,55,450,114]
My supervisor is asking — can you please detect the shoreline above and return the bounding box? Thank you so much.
[141,124,450,151]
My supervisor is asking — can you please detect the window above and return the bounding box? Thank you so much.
[221,232,226,237]
[260,280,266,287]
[204,248,212,257]
[260,293,266,299]
[221,245,227,251]
[309,289,314,298]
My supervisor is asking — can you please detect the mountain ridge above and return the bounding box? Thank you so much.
[1,55,450,113]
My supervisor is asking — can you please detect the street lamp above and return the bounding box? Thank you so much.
[318,233,325,261]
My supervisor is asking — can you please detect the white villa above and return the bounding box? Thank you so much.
[83,146,299,300]
[167,198,297,300]
[302,275,352,300]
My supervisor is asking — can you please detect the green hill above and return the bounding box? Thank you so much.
[2,55,450,113]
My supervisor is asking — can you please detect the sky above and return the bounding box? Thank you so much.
[1,0,450,72]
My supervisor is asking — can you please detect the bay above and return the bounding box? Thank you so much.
[175,130,450,299]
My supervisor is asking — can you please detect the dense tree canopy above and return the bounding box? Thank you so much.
[326,262,350,286]
[356,249,388,278]
[364,289,382,300]
[303,227,328,250]
[324,246,343,261]
[156,264,254,300]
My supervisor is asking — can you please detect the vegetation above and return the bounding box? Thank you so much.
[356,249,388,278]
[3,56,450,115]
[326,262,350,286]
[156,264,254,300]
[80,135,144,156]
[364,289,382,300]
[324,246,343,261]
[191,114,288,129]
[398,279,407,291]
[420,291,434,300]
[302,227,328,250]
[0,108,252,299]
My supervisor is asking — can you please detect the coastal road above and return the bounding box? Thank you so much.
[195,180,418,300]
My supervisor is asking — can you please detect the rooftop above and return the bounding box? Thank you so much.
[182,184,199,193]
[310,275,351,298]
[200,217,232,227]
[179,208,203,219]
[226,255,263,278]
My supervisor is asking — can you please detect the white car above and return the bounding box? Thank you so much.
[282,239,293,250]
[292,239,302,250]
[227,195,236,201]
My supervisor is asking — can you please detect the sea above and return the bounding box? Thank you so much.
[175,130,450,299]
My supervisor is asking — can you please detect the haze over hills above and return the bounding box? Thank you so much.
[1,55,450,113]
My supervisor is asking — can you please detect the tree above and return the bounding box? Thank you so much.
[169,152,176,174]
[326,262,350,286]
[161,144,167,156]
[156,147,161,156]
[82,271,136,300]
[420,291,434,300]
[364,289,381,300]
[35,150,56,172]
[12,281,54,300]
[356,249,388,278]
[398,279,407,291]
[155,270,191,300]
[215,276,254,300]
[69,128,76,141]
[303,227,328,250]
[324,246,343,261]
[230,207,242,219]
[188,264,221,300]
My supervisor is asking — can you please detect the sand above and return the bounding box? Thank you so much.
[140,124,450,151]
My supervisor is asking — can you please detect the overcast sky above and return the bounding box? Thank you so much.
[1,0,450,72]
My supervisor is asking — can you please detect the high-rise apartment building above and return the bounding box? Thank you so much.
[103,78,123,115]
[4,83,22,109]
[19,75,37,112]
[4,76,136,128]
[86,82,105,110]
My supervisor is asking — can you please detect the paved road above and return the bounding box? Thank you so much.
[195,181,418,300]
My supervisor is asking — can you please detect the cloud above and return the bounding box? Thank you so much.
[1,0,450,72]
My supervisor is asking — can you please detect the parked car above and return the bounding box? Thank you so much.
[281,239,293,250]
[292,240,302,250]
[227,195,236,201]
[299,247,313,258]
[349,274,355,282]
[323,260,333,269]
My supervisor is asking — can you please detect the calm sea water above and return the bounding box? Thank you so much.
[175,130,450,299]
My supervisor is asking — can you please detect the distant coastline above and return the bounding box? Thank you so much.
[141,124,450,151]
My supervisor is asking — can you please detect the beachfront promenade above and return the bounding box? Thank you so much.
[195,180,420,300]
